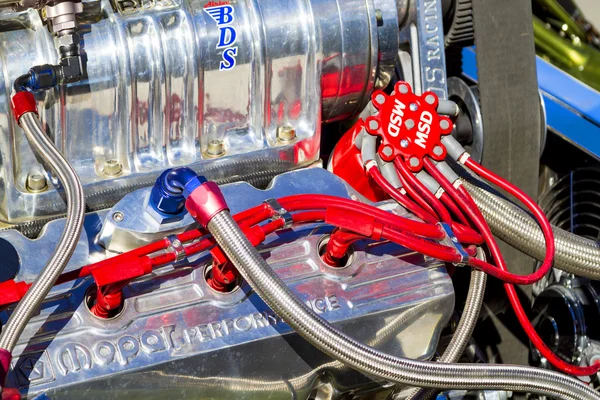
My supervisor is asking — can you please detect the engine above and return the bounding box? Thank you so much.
[1,169,455,398]
[0,0,600,399]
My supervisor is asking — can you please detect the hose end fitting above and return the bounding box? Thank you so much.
[150,167,209,216]
[10,92,38,125]
[154,167,228,227]
[186,181,229,227]
[0,348,12,387]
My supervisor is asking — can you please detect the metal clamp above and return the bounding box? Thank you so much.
[437,222,470,265]
[166,234,187,264]
[263,198,293,229]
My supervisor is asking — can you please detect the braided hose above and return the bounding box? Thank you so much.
[207,210,599,400]
[0,112,86,352]
[463,180,600,280]
[404,263,487,400]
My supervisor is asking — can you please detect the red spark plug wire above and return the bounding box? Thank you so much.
[422,159,552,284]
[440,192,470,227]
[394,157,451,223]
[393,157,482,244]
[278,195,444,239]
[463,156,556,282]
[424,157,600,376]
[458,184,600,376]
[322,229,367,267]
[366,162,438,224]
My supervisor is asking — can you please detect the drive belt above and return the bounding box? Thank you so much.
[471,0,542,198]
[470,0,543,364]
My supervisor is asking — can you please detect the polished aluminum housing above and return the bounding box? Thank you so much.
[1,169,454,399]
[0,0,399,222]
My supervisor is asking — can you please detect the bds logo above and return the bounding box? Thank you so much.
[204,2,239,71]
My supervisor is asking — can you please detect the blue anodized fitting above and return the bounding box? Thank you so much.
[150,168,208,216]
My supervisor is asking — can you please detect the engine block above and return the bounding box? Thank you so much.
[0,169,454,399]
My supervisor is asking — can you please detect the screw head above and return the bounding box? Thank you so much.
[277,125,297,143]
[206,139,226,157]
[375,9,383,26]
[103,159,123,177]
[26,173,47,193]
[113,212,124,222]
[409,103,419,112]
[400,139,409,148]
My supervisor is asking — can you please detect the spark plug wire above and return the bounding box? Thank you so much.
[366,161,438,224]
[423,157,600,376]
[394,157,451,223]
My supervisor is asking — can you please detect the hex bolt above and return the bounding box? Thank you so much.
[207,139,226,157]
[409,157,420,168]
[440,119,451,130]
[425,94,436,105]
[276,125,297,143]
[26,173,48,193]
[368,120,379,131]
[103,159,123,177]
[400,139,409,148]
[433,146,444,156]
[405,119,415,130]
[409,103,419,112]
[113,212,124,222]
[374,94,386,105]
[375,9,383,27]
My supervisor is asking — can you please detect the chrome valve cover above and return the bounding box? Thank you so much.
[0,169,454,399]
[0,0,399,222]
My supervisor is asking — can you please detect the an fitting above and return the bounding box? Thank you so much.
[10,91,38,125]
[151,167,228,227]
[186,181,229,227]
[0,348,11,388]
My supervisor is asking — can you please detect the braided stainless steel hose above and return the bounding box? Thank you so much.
[404,253,487,400]
[463,180,600,280]
[207,209,599,400]
[0,112,85,352]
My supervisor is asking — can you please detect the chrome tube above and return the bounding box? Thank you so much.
[463,180,600,280]
[207,210,599,400]
[0,112,85,352]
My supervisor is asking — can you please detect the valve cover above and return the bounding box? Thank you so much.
[0,169,454,399]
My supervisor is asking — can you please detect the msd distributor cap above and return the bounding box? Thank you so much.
[365,82,453,172]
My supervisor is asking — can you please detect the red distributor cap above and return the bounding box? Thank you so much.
[364,81,453,171]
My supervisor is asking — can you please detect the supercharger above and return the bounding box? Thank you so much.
[0,0,401,222]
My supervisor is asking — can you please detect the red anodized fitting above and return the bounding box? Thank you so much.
[10,91,37,125]
[0,348,11,390]
[185,181,229,227]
